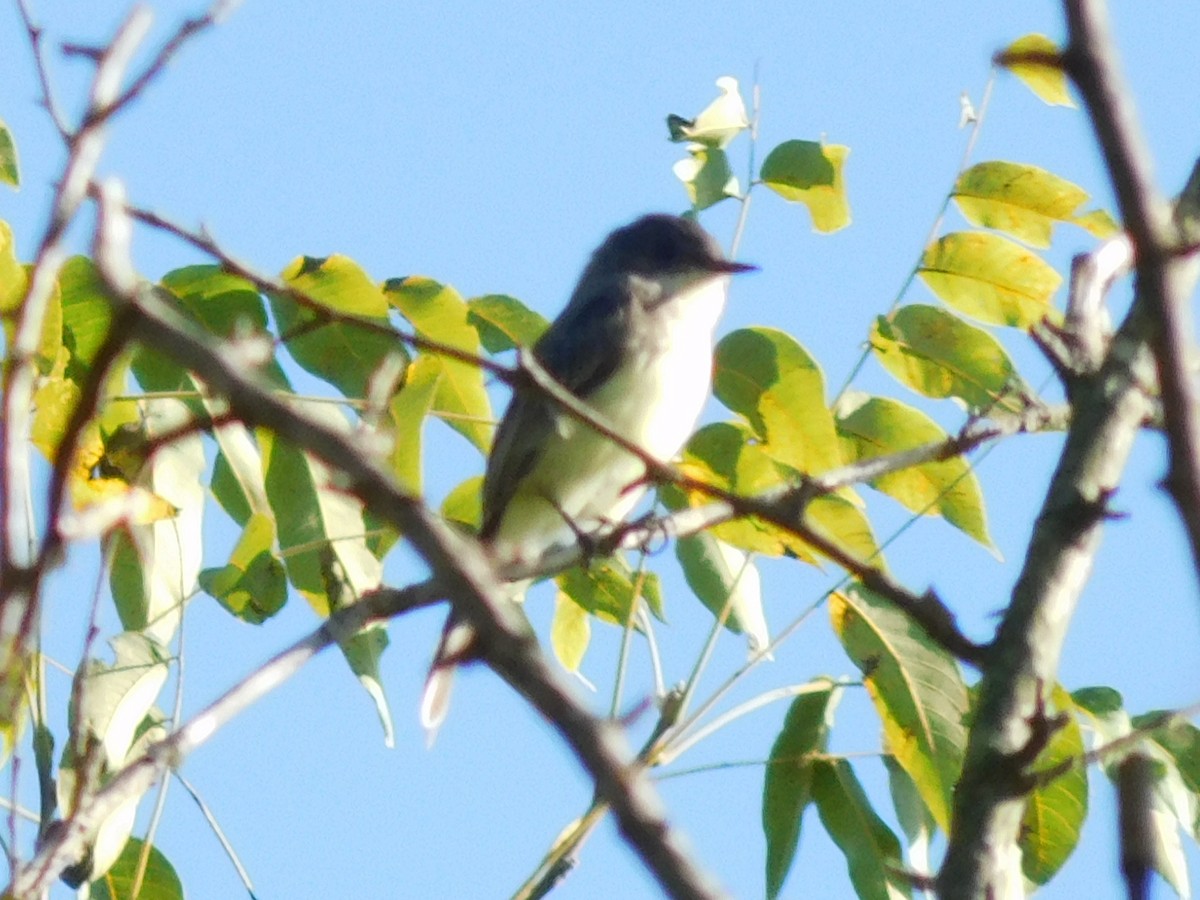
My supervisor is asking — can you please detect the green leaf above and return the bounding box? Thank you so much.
[869,305,1027,412]
[1071,208,1121,239]
[199,511,287,624]
[60,700,165,892]
[339,622,394,748]
[555,560,664,626]
[885,756,935,875]
[261,408,381,615]
[152,268,289,393]
[830,586,967,831]
[259,406,391,741]
[162,265,269,335]
[1071,685,1125,720]
[468,293,548,353]
[673,146,740,211]
[714,327,843,475]
[0,221,26,313]
[90,838,183,900]
[811,758,910,900]
[763,680,841,900]
[441,475,483,530]
[666,76,748,149]
[74,633,170,770]
[386,276,493,452]
[673,421,877,567]
[1000,34,1075,107]
[208,418,273,529]
[918,231,1061,328]
[272,254,401,398]
[836,393,992,547]
[551,590,591,672]
[760,140,852,233]
[107,399,206,646]
[389,354,443,493]
[953,161,1114,248]
[673,422,793,557]
[1021,687,1087,885]
[805,493,885,570]
[2,227,62,376]
[31,373,80,461]
[676,532,768,653]
[61,256,114,373]
[0,120,18,188]
[1133,714,1200,815]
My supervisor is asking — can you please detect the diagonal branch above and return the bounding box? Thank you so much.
[60,181,728,900]
[105,195,515,381]
[12,583,438,897]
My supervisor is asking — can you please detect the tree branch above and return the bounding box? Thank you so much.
[0,3,153,747]
[45,181,728,900]
[1063,0,1200,598]
[936,3,1200,885]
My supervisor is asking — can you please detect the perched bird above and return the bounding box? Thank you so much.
[421,214,755,736]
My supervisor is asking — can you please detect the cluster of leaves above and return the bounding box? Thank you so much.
[4,24,1200,898]
[661,43,1200,900]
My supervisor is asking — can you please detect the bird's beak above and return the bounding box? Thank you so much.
[717,260,758,274]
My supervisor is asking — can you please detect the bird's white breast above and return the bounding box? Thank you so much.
[491,274,729,562]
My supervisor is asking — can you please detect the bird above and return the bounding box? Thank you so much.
[420,213,755,737]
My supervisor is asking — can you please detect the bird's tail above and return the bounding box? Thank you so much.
[419,580,530,746]
[419,614,475,746]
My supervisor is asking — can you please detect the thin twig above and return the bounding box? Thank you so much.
[174,773,258,899]
[91,0,241,131]
[832,68,996,404]
[107,197,514,382]
[13,0,69,138]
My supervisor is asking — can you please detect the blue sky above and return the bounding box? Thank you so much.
[5,1,1200,897]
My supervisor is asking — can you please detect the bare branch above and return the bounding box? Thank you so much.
[13,0,69,139]
[93,0,240,129]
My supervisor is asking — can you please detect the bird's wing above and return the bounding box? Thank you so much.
[479,275,635,539]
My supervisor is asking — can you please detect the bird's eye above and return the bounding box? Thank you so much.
[652,237,681,265]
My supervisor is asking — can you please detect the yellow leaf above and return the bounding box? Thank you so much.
[1000,34,1075,107]
[760,141,852,233]
[551,591,590,672]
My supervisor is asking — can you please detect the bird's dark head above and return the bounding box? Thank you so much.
[592,214,756,279]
